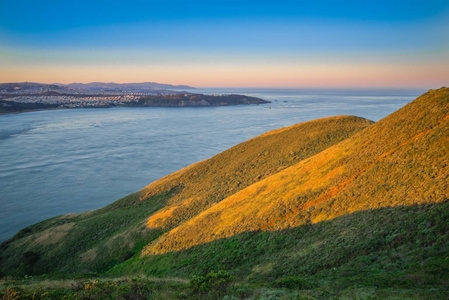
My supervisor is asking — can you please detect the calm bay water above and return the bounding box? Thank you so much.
[0,88,424,242]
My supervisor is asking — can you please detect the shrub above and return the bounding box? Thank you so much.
[22,251,40,265]
[271,276,312,289]
[190,270,234,299]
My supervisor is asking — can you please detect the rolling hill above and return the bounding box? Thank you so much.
[142,87,448,255]
[0,87,447,296]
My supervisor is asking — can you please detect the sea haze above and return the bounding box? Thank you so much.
[0,88,423,242]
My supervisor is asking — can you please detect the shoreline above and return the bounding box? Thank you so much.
[0,107,64,116]
[0,106,114,116]
[0,100,270,116]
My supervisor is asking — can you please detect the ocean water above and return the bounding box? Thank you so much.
[0,88,424,242]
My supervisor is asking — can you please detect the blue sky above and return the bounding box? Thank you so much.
[1,0,448,87]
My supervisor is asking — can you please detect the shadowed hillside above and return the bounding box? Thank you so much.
[114,201,449,290]
[143,87,448,255]
[0,115,371,276]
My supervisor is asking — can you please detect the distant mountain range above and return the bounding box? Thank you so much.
[0,82,61,93]
[0,81,195,93]
[60,82,196,91]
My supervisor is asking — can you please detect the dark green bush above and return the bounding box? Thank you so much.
[22,251,40,265]
[190,270,234,299]
[271,276,312,289]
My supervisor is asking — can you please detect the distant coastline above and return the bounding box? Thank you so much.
[0,82,270,115]
[0,94,269,115]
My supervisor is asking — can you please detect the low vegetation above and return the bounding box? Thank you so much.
[113,202,449,291]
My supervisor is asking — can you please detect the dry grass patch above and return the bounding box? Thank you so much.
[33,223,75,246]
[80,248,97,262]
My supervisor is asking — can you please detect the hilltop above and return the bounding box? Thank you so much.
[0,88,448,298]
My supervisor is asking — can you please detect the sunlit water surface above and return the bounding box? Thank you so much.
[0,88,424,242]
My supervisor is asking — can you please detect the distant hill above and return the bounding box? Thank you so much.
[0,81,195,94]
[126,93,270,106]
[62,82,195,91]
[0,88,448,293]
[0,100,58,114]
[0,82,61,93]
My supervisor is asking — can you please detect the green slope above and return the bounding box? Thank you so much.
[113,201,449,290]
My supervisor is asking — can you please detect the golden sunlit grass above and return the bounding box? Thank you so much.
[143,115,372,230]
[143,87,448,255]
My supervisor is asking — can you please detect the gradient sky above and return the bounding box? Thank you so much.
[1,0,448,88]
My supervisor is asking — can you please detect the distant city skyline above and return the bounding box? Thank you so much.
[1,0,448,88]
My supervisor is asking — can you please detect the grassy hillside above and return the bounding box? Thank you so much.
[142,87,448,255]
[142,115,372,231]
[0,115,371,277]
[1,88,447,298]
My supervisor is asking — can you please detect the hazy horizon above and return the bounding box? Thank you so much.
[0,81,437,92]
